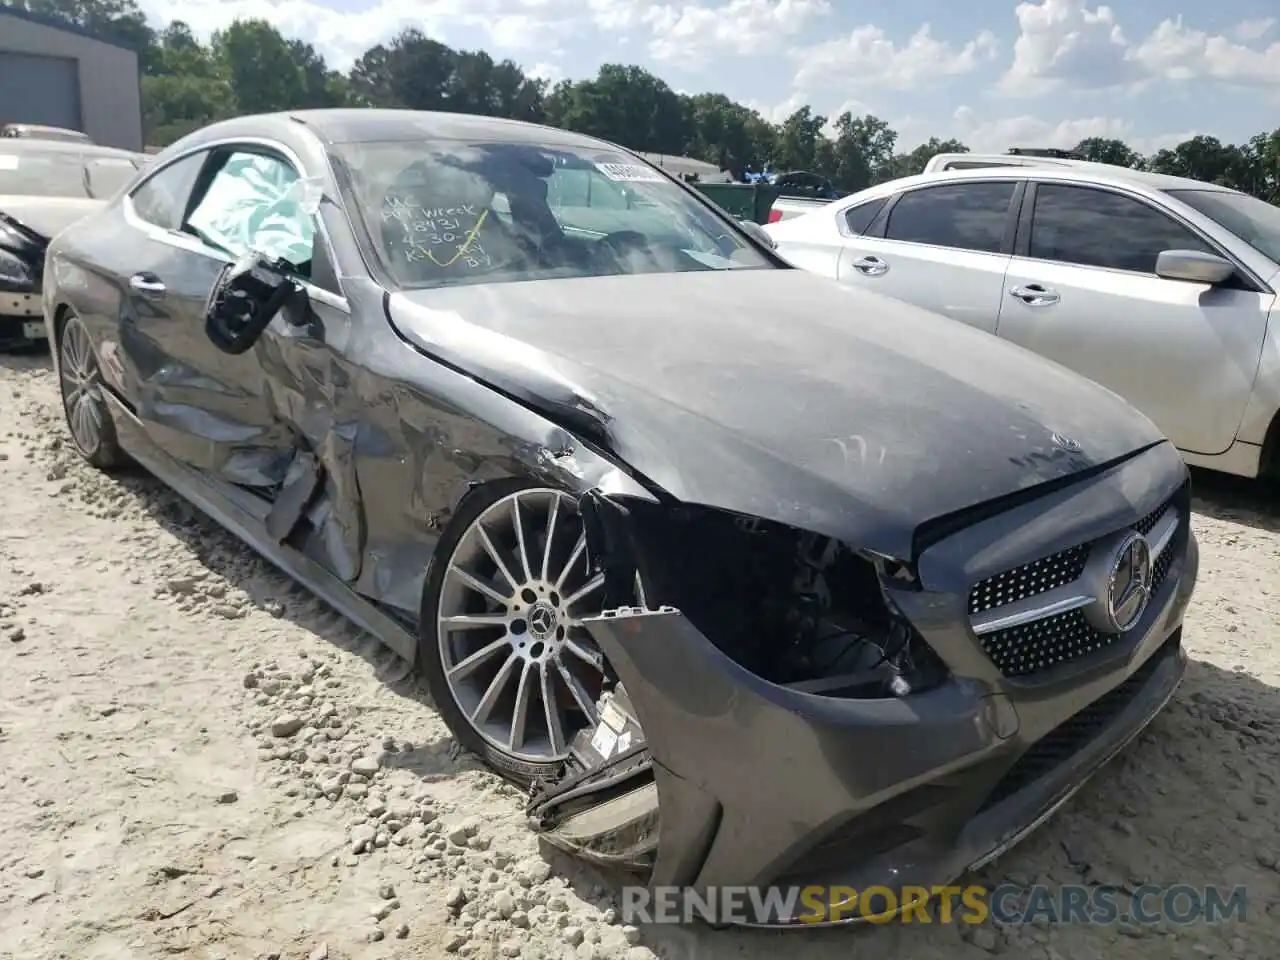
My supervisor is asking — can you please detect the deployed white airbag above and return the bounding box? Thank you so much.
[187,153,321,266]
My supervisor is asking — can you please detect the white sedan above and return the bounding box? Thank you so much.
[765,164,1280,483]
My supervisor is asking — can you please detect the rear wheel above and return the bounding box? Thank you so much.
[57,312,127,469]
[418,480,610,785]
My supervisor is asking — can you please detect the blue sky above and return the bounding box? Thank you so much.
[140,0,1280,154]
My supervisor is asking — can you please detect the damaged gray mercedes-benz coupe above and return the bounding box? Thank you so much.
[43,109,1198,926]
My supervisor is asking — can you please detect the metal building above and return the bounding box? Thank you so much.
[0,7,143,151]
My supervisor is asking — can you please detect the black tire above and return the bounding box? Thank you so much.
[56,311,130,470]
[418,478,589,788]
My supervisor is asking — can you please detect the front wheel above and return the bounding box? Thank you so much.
[57,312,128,469]
[418,480,611,786]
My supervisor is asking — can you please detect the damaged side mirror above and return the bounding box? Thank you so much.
[204,251,310,355]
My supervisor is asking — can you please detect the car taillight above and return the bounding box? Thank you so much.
[767,209,783,223]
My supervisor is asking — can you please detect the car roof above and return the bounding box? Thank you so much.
[183,109,622,153]
[872,163,1239,198]
[0,137,141,162]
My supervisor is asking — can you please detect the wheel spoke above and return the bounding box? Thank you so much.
[555,534,587,591]
[508,661,534,751]
[472,652,519,726]
[440,612,508,631]
[556,658,598,722]
[562,637,604,673]
[447,636,510,680]
[511,494,534,583]
[540,662,566,755]
[447,565,510,606]
[477,525,519,591]
[563,572,605,611]
[634,571,648,609]
[84,394,102,430]
[540,495,560,582]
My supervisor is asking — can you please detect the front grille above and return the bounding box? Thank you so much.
[982,607,1112,677]
[970,491,1185,678]
[968,544,1089,615]
[979,635,1172,811]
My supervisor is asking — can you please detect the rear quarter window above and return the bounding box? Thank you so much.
[843,198,887,235]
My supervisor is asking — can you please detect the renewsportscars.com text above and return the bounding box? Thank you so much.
[620,884,1249,926]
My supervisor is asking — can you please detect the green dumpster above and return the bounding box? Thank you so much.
[691,182,781,224]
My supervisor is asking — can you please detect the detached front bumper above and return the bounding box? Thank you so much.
[1,292,47,347]
[544,443,1197,927]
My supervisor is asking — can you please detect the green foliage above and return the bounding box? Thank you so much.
[6,0,1279,202]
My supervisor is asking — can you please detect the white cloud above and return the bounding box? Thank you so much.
[999,0,1280,96]
[998,0,1133,96]
[645,0,829,60]
[792,24,998,94]
[139,0,575,71]
[1131,17,1280,88]
[527,62,565,84]
[948,105,1191,156]
[587,0,829,61]
[1233,17,1275,42]
[951,105,1133,152]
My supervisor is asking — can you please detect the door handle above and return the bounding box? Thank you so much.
[851,255,889,277]
[128,273,166,296]
[1009,284,1059,306]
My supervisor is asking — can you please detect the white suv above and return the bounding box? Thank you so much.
[765,164,1280,482]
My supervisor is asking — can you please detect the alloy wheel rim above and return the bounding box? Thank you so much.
[437,488,613,763]
[59,319,104,457]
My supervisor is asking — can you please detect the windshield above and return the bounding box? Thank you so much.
[329,139,772,290]
[0,149,140,199]
[1167,189,1280,265]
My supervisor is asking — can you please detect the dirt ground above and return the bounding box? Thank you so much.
[1,350,1279,960]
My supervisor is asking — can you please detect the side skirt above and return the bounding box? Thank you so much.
[102,391,419,663]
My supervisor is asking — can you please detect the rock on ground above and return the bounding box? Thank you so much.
[1,352,1279,959]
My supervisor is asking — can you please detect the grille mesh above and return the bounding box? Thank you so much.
[972,496,1181,678]
[968,544,1089,615]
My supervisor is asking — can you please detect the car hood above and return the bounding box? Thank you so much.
[386,269,1166,558]
[0,195,105,240]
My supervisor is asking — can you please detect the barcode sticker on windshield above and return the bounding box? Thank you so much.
[595,162,663,183]
[0,156,18,170]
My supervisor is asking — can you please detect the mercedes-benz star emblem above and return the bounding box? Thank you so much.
[1106,532,1152,633]
[528,603,557,640]
[1050,432,1082,453]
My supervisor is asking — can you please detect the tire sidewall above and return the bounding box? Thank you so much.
[417,477,574,788]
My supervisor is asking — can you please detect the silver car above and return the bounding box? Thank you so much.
[765,165,1280,482]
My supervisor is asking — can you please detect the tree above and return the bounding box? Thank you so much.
[773,107,827,172]
[211,19,312,115]
[824,113,898,191]
[1074,137,1144,168]
[546,65,685,154]
[880,138,969,181]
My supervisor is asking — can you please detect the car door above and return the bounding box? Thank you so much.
[996,181,1275,457]
[833,179,1022,333]
[118,144,327,492]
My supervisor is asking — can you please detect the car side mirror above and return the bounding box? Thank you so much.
[204,251,308,355]
[1155,249,1235,285]
[740,220,776,249]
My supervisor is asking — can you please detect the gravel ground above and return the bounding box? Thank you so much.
[1,351,1279,960]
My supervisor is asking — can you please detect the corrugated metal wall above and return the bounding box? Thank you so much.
[0,12,142,151]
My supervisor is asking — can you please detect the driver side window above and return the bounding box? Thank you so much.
[182,149,316,278]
